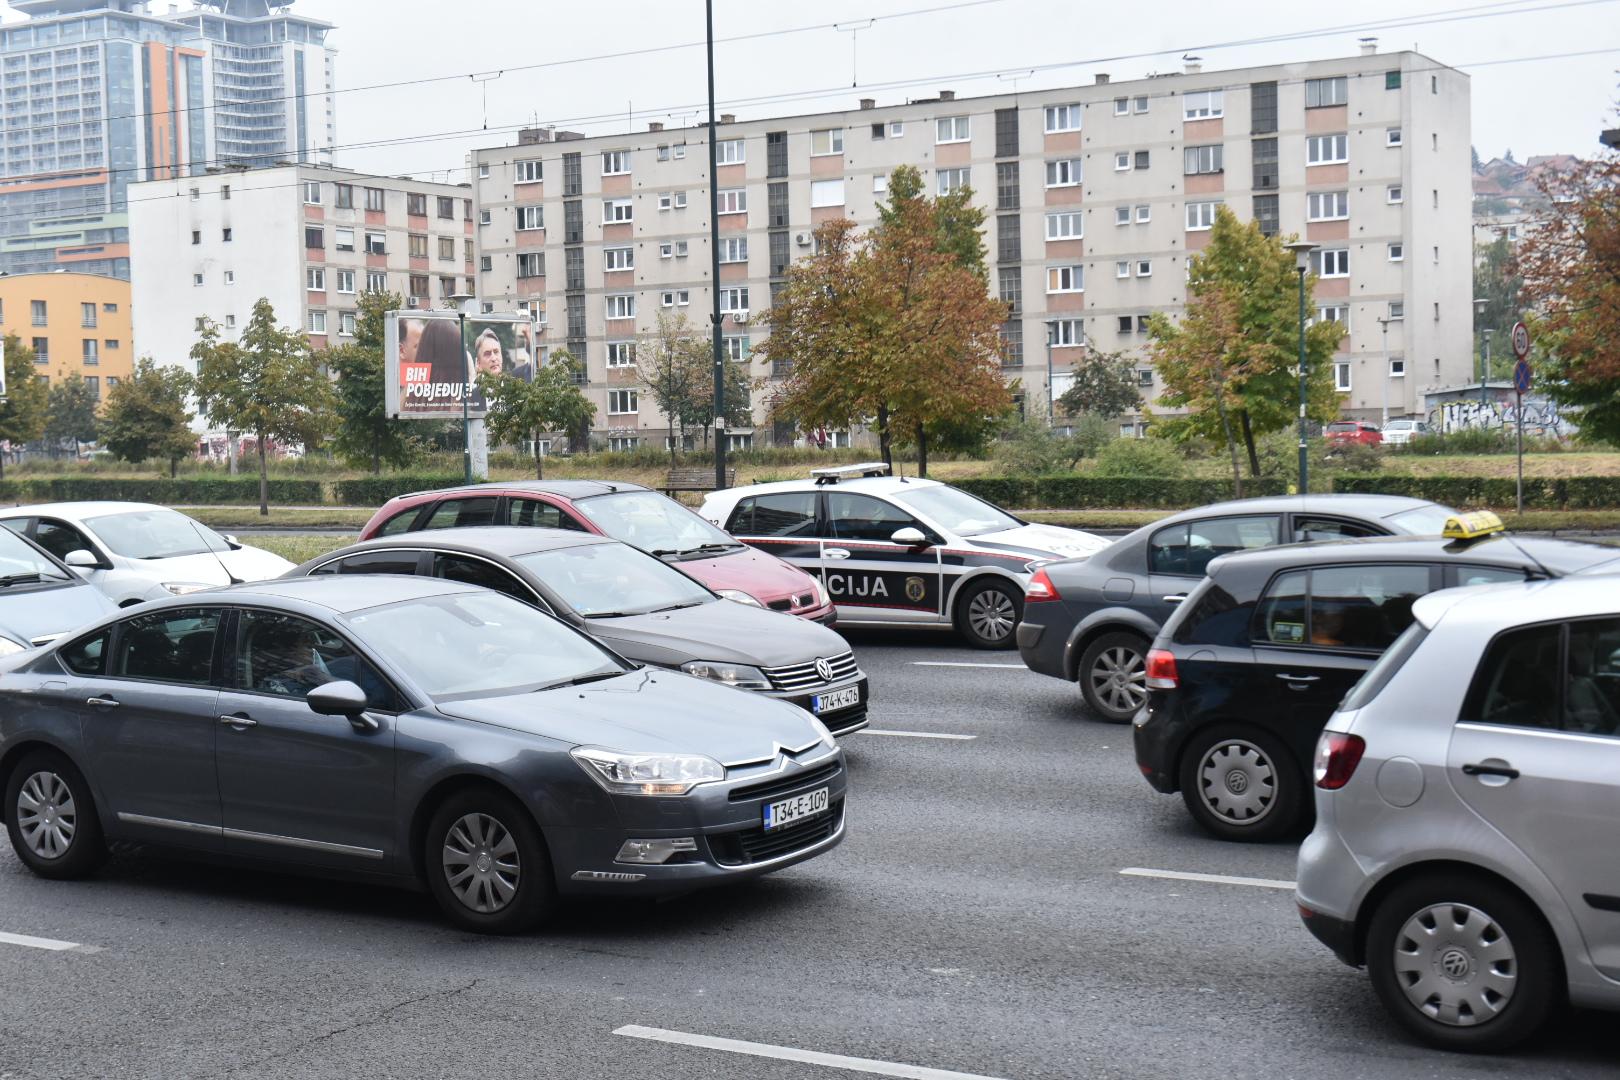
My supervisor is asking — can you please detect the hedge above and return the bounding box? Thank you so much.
[1331,474,1620,510]
[955,476,1288,510]
[0,476,325,505]
[330,474,466,507]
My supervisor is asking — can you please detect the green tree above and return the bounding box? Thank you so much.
[639,311,708,460]
[879,164,988,278]
[193,298,335,515]
[1055,348,1141,420]
[44,373,100,458]
[100,358,196,476]
[327,290,420,473]
[1149,207,1341,483]
[0,334,48,479]
[479,349,596,478]
[1473,235,1524,377]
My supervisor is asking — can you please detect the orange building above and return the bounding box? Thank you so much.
[0,272,134,401]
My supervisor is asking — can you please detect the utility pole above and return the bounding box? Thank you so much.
[1285,242,1317,494]
[705,0,728,491]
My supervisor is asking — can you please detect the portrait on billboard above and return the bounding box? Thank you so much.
[384,311,535,419]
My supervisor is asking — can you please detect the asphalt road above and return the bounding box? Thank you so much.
[0,628,1613,1080]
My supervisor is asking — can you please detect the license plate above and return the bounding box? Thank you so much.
[812,685,861,714]
[763,786,830,831]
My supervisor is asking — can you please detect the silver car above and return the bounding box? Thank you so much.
[1296,575,1620,1051]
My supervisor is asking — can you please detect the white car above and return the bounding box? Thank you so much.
[1380,418,1431,445]
[0,502,294,606]
[700,463,1109,648]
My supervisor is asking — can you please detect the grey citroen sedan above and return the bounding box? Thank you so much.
[0,576,847,933]
[285,528,870,736]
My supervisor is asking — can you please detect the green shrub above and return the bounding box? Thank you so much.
[1091,437,1188,478]
[1330,474,1620,510]
[954,475,1285,510]
[0,476,326,504]
[1325,440,1385,475]
[331,475,464,507]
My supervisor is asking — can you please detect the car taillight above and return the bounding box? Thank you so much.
[1025,568,1061,603]
[1313,732,1366,790]
[1144,649,1178,689]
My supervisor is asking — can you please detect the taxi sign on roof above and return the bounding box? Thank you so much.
[811,462,891,483]
[1442,510,1506,541]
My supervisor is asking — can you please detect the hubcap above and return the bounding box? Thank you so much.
[1088,646,1146,714]
[16,770,76,860]
[967,589,1016,642]
[442,813,521,914]
[1196,740,1276,824]
[1392,903,1517,1026]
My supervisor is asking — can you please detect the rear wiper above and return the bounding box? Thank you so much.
[0,573,43,587]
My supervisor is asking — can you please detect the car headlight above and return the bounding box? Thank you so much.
[570,746,725,796]
[809,715,836,749]
[812,577,830,607]
[680,660,772,691]
[716,589,763,607]
[0,636,28,657]
[162,581,215,595]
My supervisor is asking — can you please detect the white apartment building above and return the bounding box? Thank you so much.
[129,163,474,377]
[472,43,1472,446]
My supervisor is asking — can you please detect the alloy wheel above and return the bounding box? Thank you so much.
[1088,646,1146,715]
[1196,740,1276,825]
[15,771,77,860]
[442,812,521,914]
[966,589,1017,643]
[1392,903,1517,1026]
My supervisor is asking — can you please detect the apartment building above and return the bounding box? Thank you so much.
[472,44,1472,446]
[0,0,336,279]
[0,271,134,398]
[128,164,474,377]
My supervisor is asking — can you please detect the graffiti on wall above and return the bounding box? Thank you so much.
[1426,397,1574,437]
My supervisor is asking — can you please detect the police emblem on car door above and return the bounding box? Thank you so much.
[820,493,941,616]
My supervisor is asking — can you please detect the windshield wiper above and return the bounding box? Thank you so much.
[672,542,742,556]
[533,669,625,692]
[582,610,636,619]
[651,600,706,612]
[0,573,43,587]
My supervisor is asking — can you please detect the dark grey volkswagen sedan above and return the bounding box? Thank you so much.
[285,528,870,736]
[0,576,846,933]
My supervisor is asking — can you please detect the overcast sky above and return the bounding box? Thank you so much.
[5,0,1617,178]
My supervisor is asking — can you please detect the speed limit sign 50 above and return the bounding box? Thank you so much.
[1511,321,1531,360]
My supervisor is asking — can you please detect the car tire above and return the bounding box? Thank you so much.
[423,786,557,935]
[1077,631,1150,723]
[955,578,1022,650]
[4,749,106,880]
[1365,874,1559,1052]
[1177,727,1304,841]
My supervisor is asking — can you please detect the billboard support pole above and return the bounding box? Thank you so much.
[706,0,728,491]
[452,293,476,484]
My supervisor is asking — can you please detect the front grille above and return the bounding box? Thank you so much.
[728,760,841,803]
[767,592,816,613]
[764,651,859,692]
[821,707,868,736]
[710,800,844,865]
[767,598,793,612]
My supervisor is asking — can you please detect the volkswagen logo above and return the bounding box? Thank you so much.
[1439,947,1472,980]
[814,657,835,682]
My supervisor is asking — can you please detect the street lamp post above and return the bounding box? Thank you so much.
[1377,316,1392,429]
[1044,320,1056,426]
[1284,241,1318,493]
[450,291,476,484]
[704,0,728,491]
[1473,297,1490,408]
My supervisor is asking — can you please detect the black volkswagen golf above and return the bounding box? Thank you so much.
[1133,519,1620,842]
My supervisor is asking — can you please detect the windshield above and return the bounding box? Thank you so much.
[1385,503,1462,536]
[572,490,738,555]
[892,485,1021,537]
[1327,422,1357,433]
[0,529,72,582]
[345,590,625,700]
[86,510,230,559]
[516,543,714,617]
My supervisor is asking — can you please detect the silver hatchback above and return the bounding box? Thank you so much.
[1296,575,1620,1052]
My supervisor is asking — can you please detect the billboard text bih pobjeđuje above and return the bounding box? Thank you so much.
[383,310,536,419]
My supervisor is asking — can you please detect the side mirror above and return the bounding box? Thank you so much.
[890,527,928,547]
[222,534,242,550]
[307,680,376,731]
[64,549,100,570]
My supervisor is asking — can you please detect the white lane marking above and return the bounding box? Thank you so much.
[0,930,96,953]
[909,661,1025,669]
[614,1025,1009,1080]
[861,729,978,741]
[1119,867,1297,891]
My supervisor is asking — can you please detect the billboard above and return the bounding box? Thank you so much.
[383,310,537,420]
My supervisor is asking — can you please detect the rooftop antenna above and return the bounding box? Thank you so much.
[834,19,873,87]
[469,70,502,130]
[997,69,1033,94]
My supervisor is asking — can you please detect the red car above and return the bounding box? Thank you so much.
[1325,420,1383,447]
[358,481,836,622]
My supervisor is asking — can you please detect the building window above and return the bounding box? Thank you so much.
[81,302,96,328]
[1314,248,1350,277]
[438,236,455,261]
[515,160,542,183]
[938,167,971,194]
[1389,357,1405,377]
[366,271,387,292]
[304,226,323,248]
[999,321,1023,366]
[224,316,236,330]
[103,303,118,314]
[603,199,633,223]
[335,227,355,251]
[478,163,490,178]
[997,214,1021,263]
[1046,265,1083,293]
[717,188,747,214]
[1251,81,1278,135]
[1334,362,1352,392]
[1134,95,1149,114]
[810,179,844,208]
[605,294,636,320]
[1317,304,1350,328]
[192,230,202,245]
[1388,185,1404,204]
[334,184,353,208]
[1115,206,1130,226]
[1114,97,1129,116]
[810,128,844,156]
[309,310,327,334]
[365,232,386,255]
[406,193,426,216]
[719,237,749,264]
[1045,211,1082,240]
[189,187,200,201]
[339,311,356,336]
[1137,369,1154,387]
[82,338,98,365]
[516,205,544,230]
[1306,190,1349,221]
[715,138,745,164]
[936,115,970,143]
[1044,159,1081,187]
[1305,76,1348,108]
[1043,103,1081,132]
[604,246,634,271]
[479,255,493,272]
[307,267,326,291]
[1386,128,1402,147]
[657,144,671,161]
[1385,70,1402,90]
[336,270,355,293]
[1113,151,1132,171]
[1051,319,1083,346]
[516,253,543,279]
[28,300,45,326]
[723,336,750,361]
[719,287,749,314]
[478,210,492,226]
[303,181,321,204]
[105,340,120,352]
[1306,133,1348,165]
[365,187,386,212]
[222,228,232,242]
[408,234,428,259]
[998,266,1021,313]
[608,390,638,415]
[1183,144,1223,175]
[1134,150,1150,170]
[1432,189,1439,209]
[436,196,455,219]
[193,273,204,286]
[1135,204,1151,223]
[31,338,48,364]
[1186,200,1221,230]
[659,290,691,308]
[1389,301,1405,320]
[1115,260,1131,279]
[409,274,429,298]
[1182,90,1224,119]
[606,341,637,368]
[1388,243,1404,262]
[602,149,631,175]
[995,162,1019,210]
[1136,260,1153,277]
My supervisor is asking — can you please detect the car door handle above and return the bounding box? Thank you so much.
[85,696,120,708]
[218,713,258,730]
[1462,762,1520,780]
[824,548,850,560]
[1276,673,1320,683]
[1163,594,1188,604]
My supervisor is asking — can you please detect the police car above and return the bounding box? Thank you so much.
[700,464,1109,648]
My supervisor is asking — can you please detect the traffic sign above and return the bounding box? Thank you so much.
[1514,358,1532,395]
[1511,320,1531,360]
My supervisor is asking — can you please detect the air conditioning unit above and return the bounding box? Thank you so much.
[406,297,420,308]
[794,231,813,247]
[732,308,750,325]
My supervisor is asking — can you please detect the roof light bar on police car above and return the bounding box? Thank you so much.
[810,462,891,484]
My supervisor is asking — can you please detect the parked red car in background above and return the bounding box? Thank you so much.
[359,481,836,622]
[1325,420,1383,447]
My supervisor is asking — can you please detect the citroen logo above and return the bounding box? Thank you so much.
[815,657,835,682]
